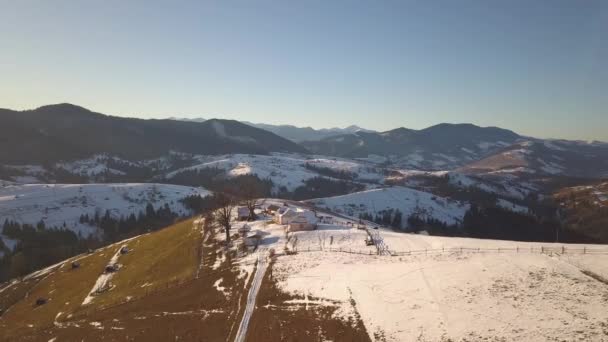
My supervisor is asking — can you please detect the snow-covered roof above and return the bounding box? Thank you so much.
[276,207,297,217]
[289,209,317,224]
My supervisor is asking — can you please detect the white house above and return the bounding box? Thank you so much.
[287,210,318,232]
[275,207,297,225]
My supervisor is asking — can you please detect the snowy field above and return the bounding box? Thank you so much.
[309,186,469,226]
[275,247,608,341]
[165,153,384,191]
[0,183,210,241]
[226,201,608,341]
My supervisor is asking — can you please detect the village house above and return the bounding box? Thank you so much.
[288,210,318,232]
[274,207,292,224]
[265,204,281,215]
[236,206,250,221]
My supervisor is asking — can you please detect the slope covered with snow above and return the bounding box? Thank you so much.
[0,183,210,239]
[310,186,469,226]
[165,153,384,191]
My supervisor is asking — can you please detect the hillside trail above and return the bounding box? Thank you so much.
[234,249,268,342]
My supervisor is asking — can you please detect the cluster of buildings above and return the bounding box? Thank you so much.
[234,203,320,247]
[262,204,319,231]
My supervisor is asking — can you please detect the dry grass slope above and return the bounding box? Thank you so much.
[0,249,115,339]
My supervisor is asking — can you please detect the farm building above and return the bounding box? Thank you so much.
[275,207,297,224]
[236,207,250,221]
[288,210,318,232]
[266,204,281,214]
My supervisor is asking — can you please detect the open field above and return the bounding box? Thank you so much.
[271,239,608,341]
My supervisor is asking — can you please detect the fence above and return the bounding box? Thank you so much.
[294,246,378,255]
[291,245,608,257]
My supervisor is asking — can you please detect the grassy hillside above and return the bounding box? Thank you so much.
[0,217,253,341]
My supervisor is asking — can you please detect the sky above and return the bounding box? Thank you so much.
[0,0,607,141]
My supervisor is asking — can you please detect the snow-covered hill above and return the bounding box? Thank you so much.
[3,201,608,341]
[0,183,210,240]
[165,153,384,191]
[387,169,538,201]
[462,139,608,178]
[309,186,469,227]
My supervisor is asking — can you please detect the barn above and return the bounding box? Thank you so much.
[236,207,250,221]
[275,207,297,224]
[288,210,318,232]
[266,204,281,214]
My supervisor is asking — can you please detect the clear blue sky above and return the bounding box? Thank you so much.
[1,0,607,141]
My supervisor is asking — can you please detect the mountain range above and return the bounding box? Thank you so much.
[168,116,375,142]
[2,104,608,179]
[0,104,306,164]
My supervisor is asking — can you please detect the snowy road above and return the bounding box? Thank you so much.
[234,250,268,342]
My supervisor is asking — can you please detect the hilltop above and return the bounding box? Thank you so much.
[1,201,608,341]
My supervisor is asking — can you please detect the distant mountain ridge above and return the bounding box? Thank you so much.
[166,117,375,142]
[302,123,521,169]
[242,122,375,142]
[0,104,307,164]
[3,104,607,178]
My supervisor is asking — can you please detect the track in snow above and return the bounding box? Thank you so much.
[234,250,268,342]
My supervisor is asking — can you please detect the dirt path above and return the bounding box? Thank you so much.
[234,250,268,342]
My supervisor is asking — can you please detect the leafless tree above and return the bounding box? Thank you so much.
[214,193,235,243]
[239,177,265,220]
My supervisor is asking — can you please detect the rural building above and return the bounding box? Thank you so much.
[237,206,250,221]
[275,207,298,224]
[288,210,318,232]
[266,204,280,214]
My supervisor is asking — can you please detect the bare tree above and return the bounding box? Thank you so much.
[214,193,235,243]
[239,177,265,220]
